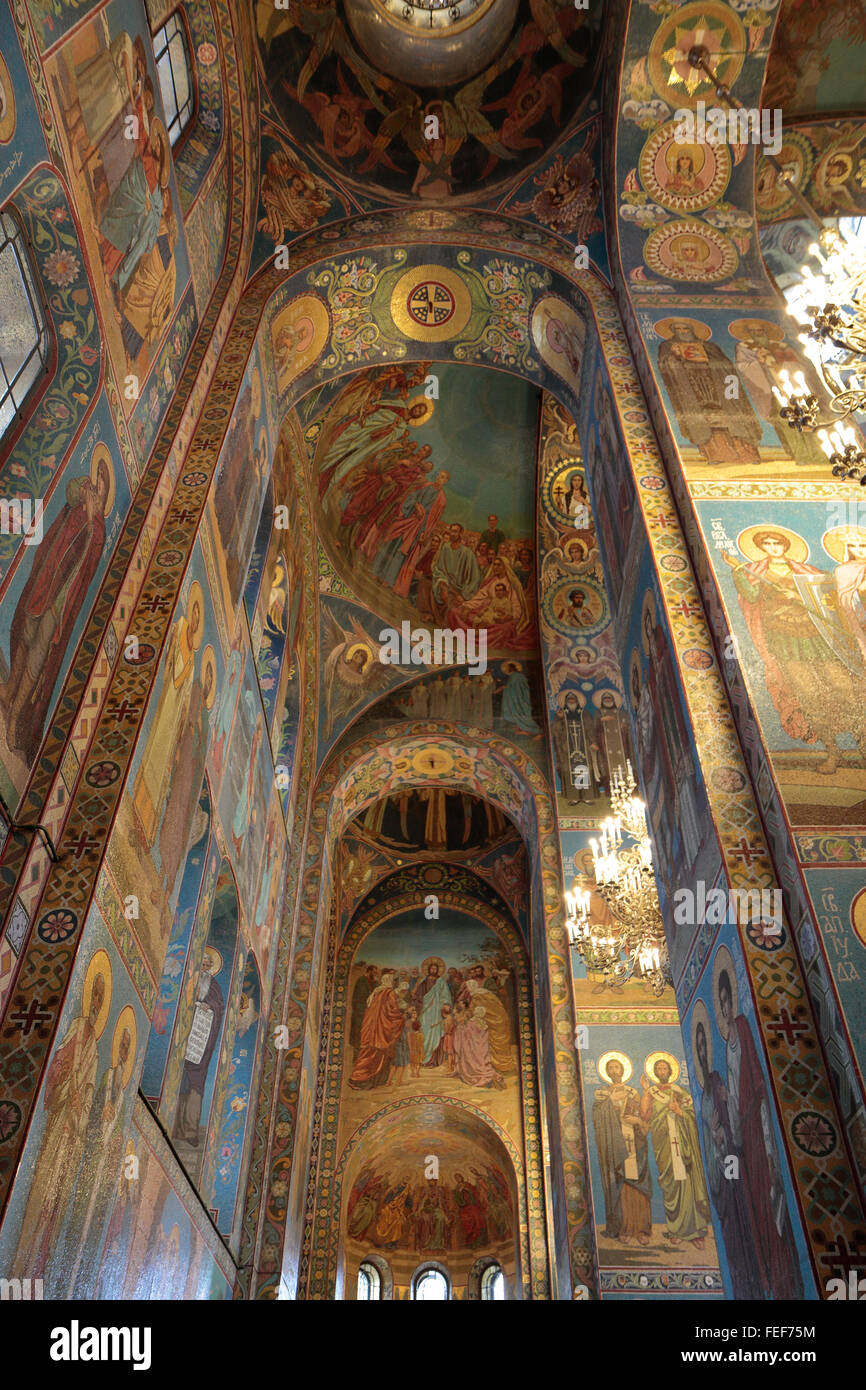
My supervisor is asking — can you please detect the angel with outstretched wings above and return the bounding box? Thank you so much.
[321,608,393,739]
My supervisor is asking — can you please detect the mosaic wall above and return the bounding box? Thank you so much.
[610,0,866,1266]
[253,0,604,206]
[329,894,530,1297]
[534,393,721,1296]
[1,68,863,1304]
[0,0,265,1298]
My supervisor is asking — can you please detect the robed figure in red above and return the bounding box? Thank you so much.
[348,969,405,1090]
[0,462,110,763]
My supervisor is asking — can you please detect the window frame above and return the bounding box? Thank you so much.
[151,7,198,154]
[0,204,54,468]
[357,1261,381,1301]
[480,1263,505,1301]
[411,1263,451,1302]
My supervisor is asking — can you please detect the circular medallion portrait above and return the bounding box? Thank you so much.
[640,120,731,214]
[644,219,739,283]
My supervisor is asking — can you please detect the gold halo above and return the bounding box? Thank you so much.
[420,955,446,977]
[663,139,708,178]
[644,1050,680,1084]
[560,688,586,709]
[592,689,622,710]
[82,949,112,1040]
[250,367,262,418]
[90,443,116,515]
[736,524,810,565]
[822,525,866,564]
[187,581,205,648]
[690,998,713,1082]
[727,318,785,343]
[345,641,372,664]
[598,1049,632,1083]
[640,590,657,656]
[201,645,217,708]
[670,232,711,264]
[407,394,434,426]
[202,945,223,976]
[0,53,17,144]
[851,888,866,949]
[712,944,738,1041]
[111,1005,138,1087]
[149,116,172,188]
[654,316,712,341]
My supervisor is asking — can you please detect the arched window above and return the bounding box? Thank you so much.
[357,1261,381,1301]
[412,1265,450,1301]
[152,11,194,146]
[481,1264,505,1301]
[0,208,49,444]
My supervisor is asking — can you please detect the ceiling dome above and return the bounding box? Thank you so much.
[256,0,604,203]
[343,0,519,88]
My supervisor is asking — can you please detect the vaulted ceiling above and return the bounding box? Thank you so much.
[254,0,605,205]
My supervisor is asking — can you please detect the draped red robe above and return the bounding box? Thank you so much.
[348,985,404,1088]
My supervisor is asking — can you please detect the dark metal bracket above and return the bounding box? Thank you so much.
[0,792,60,863]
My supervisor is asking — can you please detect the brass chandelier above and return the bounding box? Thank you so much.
[564,764,671,996]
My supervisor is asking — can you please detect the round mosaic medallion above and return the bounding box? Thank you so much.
[850,887,866,949]
[644,219,738,283]
[544,575,608,638]
[647,2,746,110]
[639,120,732,214]
[791,1110,836,1158]
[0,53,17,143]
[0,1099,22,1141]
[755,132,815,221]
[682,647,713,669]
[711,765,745,793]
[390,264,472,341]
[37,907,77,944]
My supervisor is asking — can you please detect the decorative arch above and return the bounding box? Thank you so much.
[268,723,583,1302]
[411,1262,451,1301]
[0,198,856,1302]
[337,1096,525,1302]
[330,878,537,1296]
[341,861,526,947]
[233,224,852,1300]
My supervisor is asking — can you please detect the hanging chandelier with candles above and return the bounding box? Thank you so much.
[564,763,671,996]
[683,44,866,478]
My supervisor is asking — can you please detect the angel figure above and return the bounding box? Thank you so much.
[322,608,393,739]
